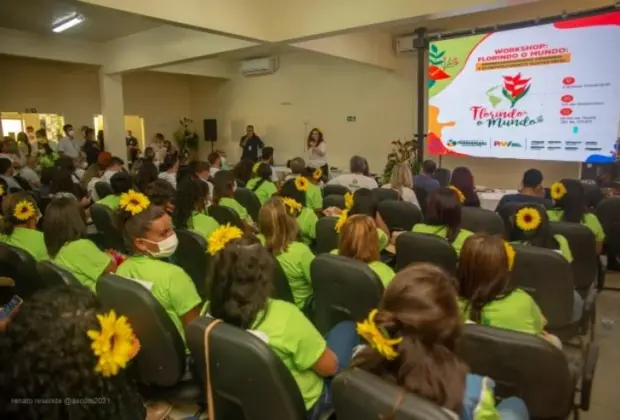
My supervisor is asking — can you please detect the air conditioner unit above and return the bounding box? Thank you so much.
[395,35,415,55]
[240,57,278,76]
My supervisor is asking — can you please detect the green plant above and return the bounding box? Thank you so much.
[381,138,420,184]
[173,117,199,151]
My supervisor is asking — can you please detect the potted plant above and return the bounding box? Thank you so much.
[381,138,420,184]
[173,117,199,161]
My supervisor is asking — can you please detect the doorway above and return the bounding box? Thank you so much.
[94,115,146,150]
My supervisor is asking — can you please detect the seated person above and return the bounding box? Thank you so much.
[172,177,220,242]
[100,156,125,184]
[135,160,159,192]
[247,163,278,205]
[158,153,179,189]
[55,155,81,184]
[19,156,41,189]
[39,166,56,199]
[43,197,115,291]
[547,179,605,254]
[50,168,88,207]
[86,152,112,201]
[260,146,279,182]
[0,285,147,419]
[458,233,560,347]
[258,197,315,309]
[144,179,175,215]
[328,155,378,191]
[353,263,528,419]
[193,160,214,201]
[233,158,254,186]
[96,172,133,211]
[348,188,390,251]
[450,166,480,208]
[413,159,440,192]
[116,190,201,344]
[207,151,222,177]
[288,157,323,211]
[495,168,553,212]
[382,162,420,207]
[280,178,318,245]
[212,170,253,226]
[202,231,358,418]
[0,157,22,191]
[0,191,48,261]
[412,187,473,255]
[333,214,395,287]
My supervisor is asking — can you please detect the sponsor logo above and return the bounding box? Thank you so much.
[446,139,487,147]
[493,140,523,148]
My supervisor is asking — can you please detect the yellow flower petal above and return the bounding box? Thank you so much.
[295,176,309,192]
[550,182,567,201]
[449,186,465,203]
[503,241,516,271]
[344,192,354,210]
[13,200,36,221]
[207,224,244,255]
[335,209,349,233]
[120,190,151,216]
[515,207,541,232]
[87,309,137,377]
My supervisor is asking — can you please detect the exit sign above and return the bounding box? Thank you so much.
[346,116,356,122]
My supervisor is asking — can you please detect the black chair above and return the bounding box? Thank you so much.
[378,200,422,232]
[371,188,399,202]
[456,324,597,419]
[461,207,504,236]
[333,369,453,420]
[432,168,451,187]
[322,184,350,197]
[95,181,114,199]
[311,254,383,334]
[96,274,202,403]
[0,244,43,300]
[395,232,457,274]
[323,194,345,210]
[315,217,339,254]
[37,260,81,287]
[413,187,428,216]
[235,178,246,188]
[497,201,546,238]
[208,205,244,230]
[175,229,209,299]
[91,203,126,252]
[234,187,261,223]
[595,197,620,289]
[187,317,307,420]
[272,258,295,303]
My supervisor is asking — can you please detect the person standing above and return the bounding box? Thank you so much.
[58,124,80,159]
[306,128,328,180]
[126,130,139,164]
[240,125,263,162]
[83,127,101,166]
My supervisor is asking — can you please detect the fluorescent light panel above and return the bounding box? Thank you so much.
[52,14,85,33]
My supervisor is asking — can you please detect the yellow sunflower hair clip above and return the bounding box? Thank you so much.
[515,206,542,232]
[281,197,302,215]
[312,167,323,181]
[344,192,354,210]
[295,176,309,192]
[550,181,567,201]
[504,241,516,271]
[334,209,349,233]
[449,186,465,203]
[120,190,150,216]
[87,310,139,377]
[357,309,403,360]
[252,162,261,175]
[207,224,244,255]
[14,200,36,221]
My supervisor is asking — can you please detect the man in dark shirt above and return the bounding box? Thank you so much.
[126,130,139,164]
[82,128,101,167]
[413,159,441,192]
[240,125,263,162]
[495,168,552,212]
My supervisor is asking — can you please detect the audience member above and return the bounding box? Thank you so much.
[328,155,377,191]
[212,170,253,226]
[353,263,528,419]
[126,130,139,164]
[0,156,21,191]
[39,167,56,199]
[260,146,278,182]
[382,162,420,207]
[83,127,101,166]
[100,156,124,184]
[240,125,264,162]
[280,178,318,245]
[55,155,81,184]
[158,153,179,189]
[233,158,254,186]
[348,188,390,250]
[217,149,231,170]
[288,157,323,211]
[97,129,105,151]
[173,177,220,242]
[16,131,30,163]
[450,166,480,207]
[413,159,440,192]
[144,179,175,214]
[207,152,222,177]
[247,163,278,204]
[84,152,111,201]
[18,156,40,188]
[50,168,87,204]
[306,128,328,180]
[144,146,156,163]
[97,172,133,211]
[0,191,47,261]
[58,124,81,159]
[495,168,552,211]
[135,160,159,192]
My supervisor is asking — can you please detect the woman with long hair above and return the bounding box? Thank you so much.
[173,177,220,241]
[0,191,47,261]
[382,162,420,207]
[280,177,318,245]
[349,188,390,251]
[450,166,480,208]
[353,263,528,419]
[135,160,159,192]
[412,187,473,254]
[212,170,253,226]
[306,128,328,180]
[247,163,277,204]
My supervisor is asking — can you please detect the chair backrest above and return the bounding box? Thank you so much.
[208,205,244,230]
[37,260,81,287]
[395,232,457,274]
[378,200,423,232]
[315,216,339,254]
[412,187,428,216]
[96,274,186,387]
[461,207,504,236]
[322,184,350,197]
[234,187,261,223]
[175,229,209,299]
[549,221,597,292]
[371,188,399,202]
[510,244,574,328]
[456,324,573,419]
[272,258,295,303]
[497,201,546,238]
[333,369,454,420]
[310,254,384,334]
[432,168,451,187]
[0,244,43,298]
[323,194,346,210]
[187,317,307,420]
[95,181,114,199]
[91,203,126,251]
[596,197,620,254]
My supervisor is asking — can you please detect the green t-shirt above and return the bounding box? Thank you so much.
[190,212,220,242]
[512,234,573,263]
[246,178,278,205]
[96,194,121,211]
[296,207,318,245]
[306,184,323,211]
[330,249,395,287]
[0,227,48,261]
[411,223,473,255]
[458,289,544,335]
[377,229,389,251]
[53,239,111,292]
[546,209,606,243]
[220,197,252,223]
[275,241,314,309]
[117,255,202,344]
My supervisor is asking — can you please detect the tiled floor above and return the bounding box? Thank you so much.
[168,273,620,420]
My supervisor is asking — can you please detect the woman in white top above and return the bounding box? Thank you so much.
[382,162,420,208]
[158,153,179,189]
[306,128,328,181]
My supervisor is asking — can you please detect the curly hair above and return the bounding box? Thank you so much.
[173,176,209,230]
[0,286,145,419]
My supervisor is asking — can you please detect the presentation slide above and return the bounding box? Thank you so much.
[427,12,620,163]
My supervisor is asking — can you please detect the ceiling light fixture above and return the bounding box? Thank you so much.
[52,13,85,33]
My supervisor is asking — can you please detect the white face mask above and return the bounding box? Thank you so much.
[144,233,178,258]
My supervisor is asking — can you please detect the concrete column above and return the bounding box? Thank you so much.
[98,69,125,161]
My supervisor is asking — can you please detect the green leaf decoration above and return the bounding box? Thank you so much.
[431,43,438,53]
[501,87,512,103]
[435,50,445,58]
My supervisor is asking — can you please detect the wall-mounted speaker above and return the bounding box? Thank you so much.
[203,119,217,142]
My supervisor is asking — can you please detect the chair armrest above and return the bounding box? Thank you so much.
[579,287,598,335]
[580,342,599,411]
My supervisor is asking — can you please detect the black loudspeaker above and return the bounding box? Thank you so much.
[203,119,217,142]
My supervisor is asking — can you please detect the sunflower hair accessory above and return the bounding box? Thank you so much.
[550,182,567,201]
[120,190,150,216]
[504,241,516,271]
[252,162,261,175]
[449,186,465,203]
[14,200,36,221]
[515,206,542,232]
[344,192,354,210]
[207,224,244,255]
[87,310,139,377]
[334,209,349,233]
[295,176,309,192]
[357,309,403,360]
[281,197,302,215]
[312,167,323,181]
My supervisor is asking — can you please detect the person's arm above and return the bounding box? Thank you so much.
[181,306,201,327]
[375,212,390,237]
[240,135,248,148]
[314,142,327,157]
[104,259,117,274]
[170,270,203,329]
[312,348,339,377]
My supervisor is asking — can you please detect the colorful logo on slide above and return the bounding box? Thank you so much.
[428,44,459,88]
[493,140,523,148]
[502,73,531,108]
